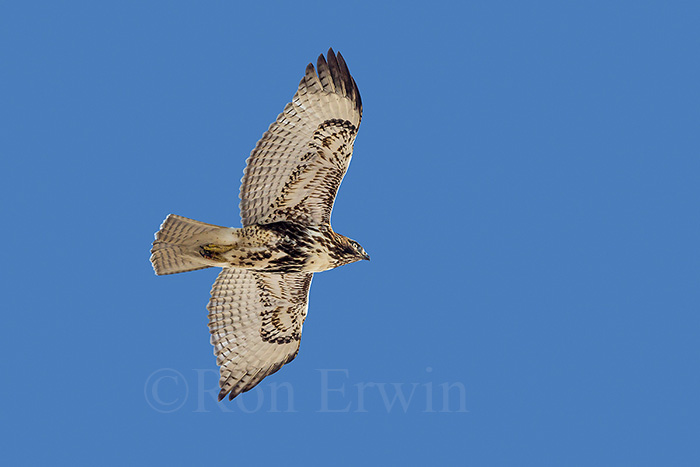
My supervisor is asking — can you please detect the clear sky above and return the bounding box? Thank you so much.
[2,1,699,465]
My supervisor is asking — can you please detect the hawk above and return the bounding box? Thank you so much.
[150,49,368,401]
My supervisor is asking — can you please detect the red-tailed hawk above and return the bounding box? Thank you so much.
[150,49,367,401]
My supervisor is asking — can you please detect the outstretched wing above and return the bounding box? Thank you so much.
[240,48,362,227]
[207,268,313,400]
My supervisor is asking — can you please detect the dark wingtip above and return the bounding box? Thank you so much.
[316,51,328,72]
[218,390,226,402]
[326,49,344,93]
[352,76,362,114]
[336,52,356,102]
[329,49,362,115]
[310,48,362,117]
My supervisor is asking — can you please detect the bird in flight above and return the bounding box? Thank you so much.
[150,48,367,401]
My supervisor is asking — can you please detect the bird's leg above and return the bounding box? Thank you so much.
[199,243,235,261]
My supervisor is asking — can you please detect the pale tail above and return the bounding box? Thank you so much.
[150,214,221,275]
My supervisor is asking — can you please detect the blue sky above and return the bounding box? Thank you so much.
[2,1,699,465]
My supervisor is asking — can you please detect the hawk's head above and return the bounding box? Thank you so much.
[347,238,370,262]
[333,234,370,265]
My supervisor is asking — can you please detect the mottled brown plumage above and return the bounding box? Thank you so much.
[150,49,367,400]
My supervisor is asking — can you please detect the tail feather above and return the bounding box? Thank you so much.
[150,214,221,275]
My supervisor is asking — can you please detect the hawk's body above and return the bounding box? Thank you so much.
[155,216,365,274]
[150,49,367,400]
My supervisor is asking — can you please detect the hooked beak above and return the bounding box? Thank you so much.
[362,252,370,261]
